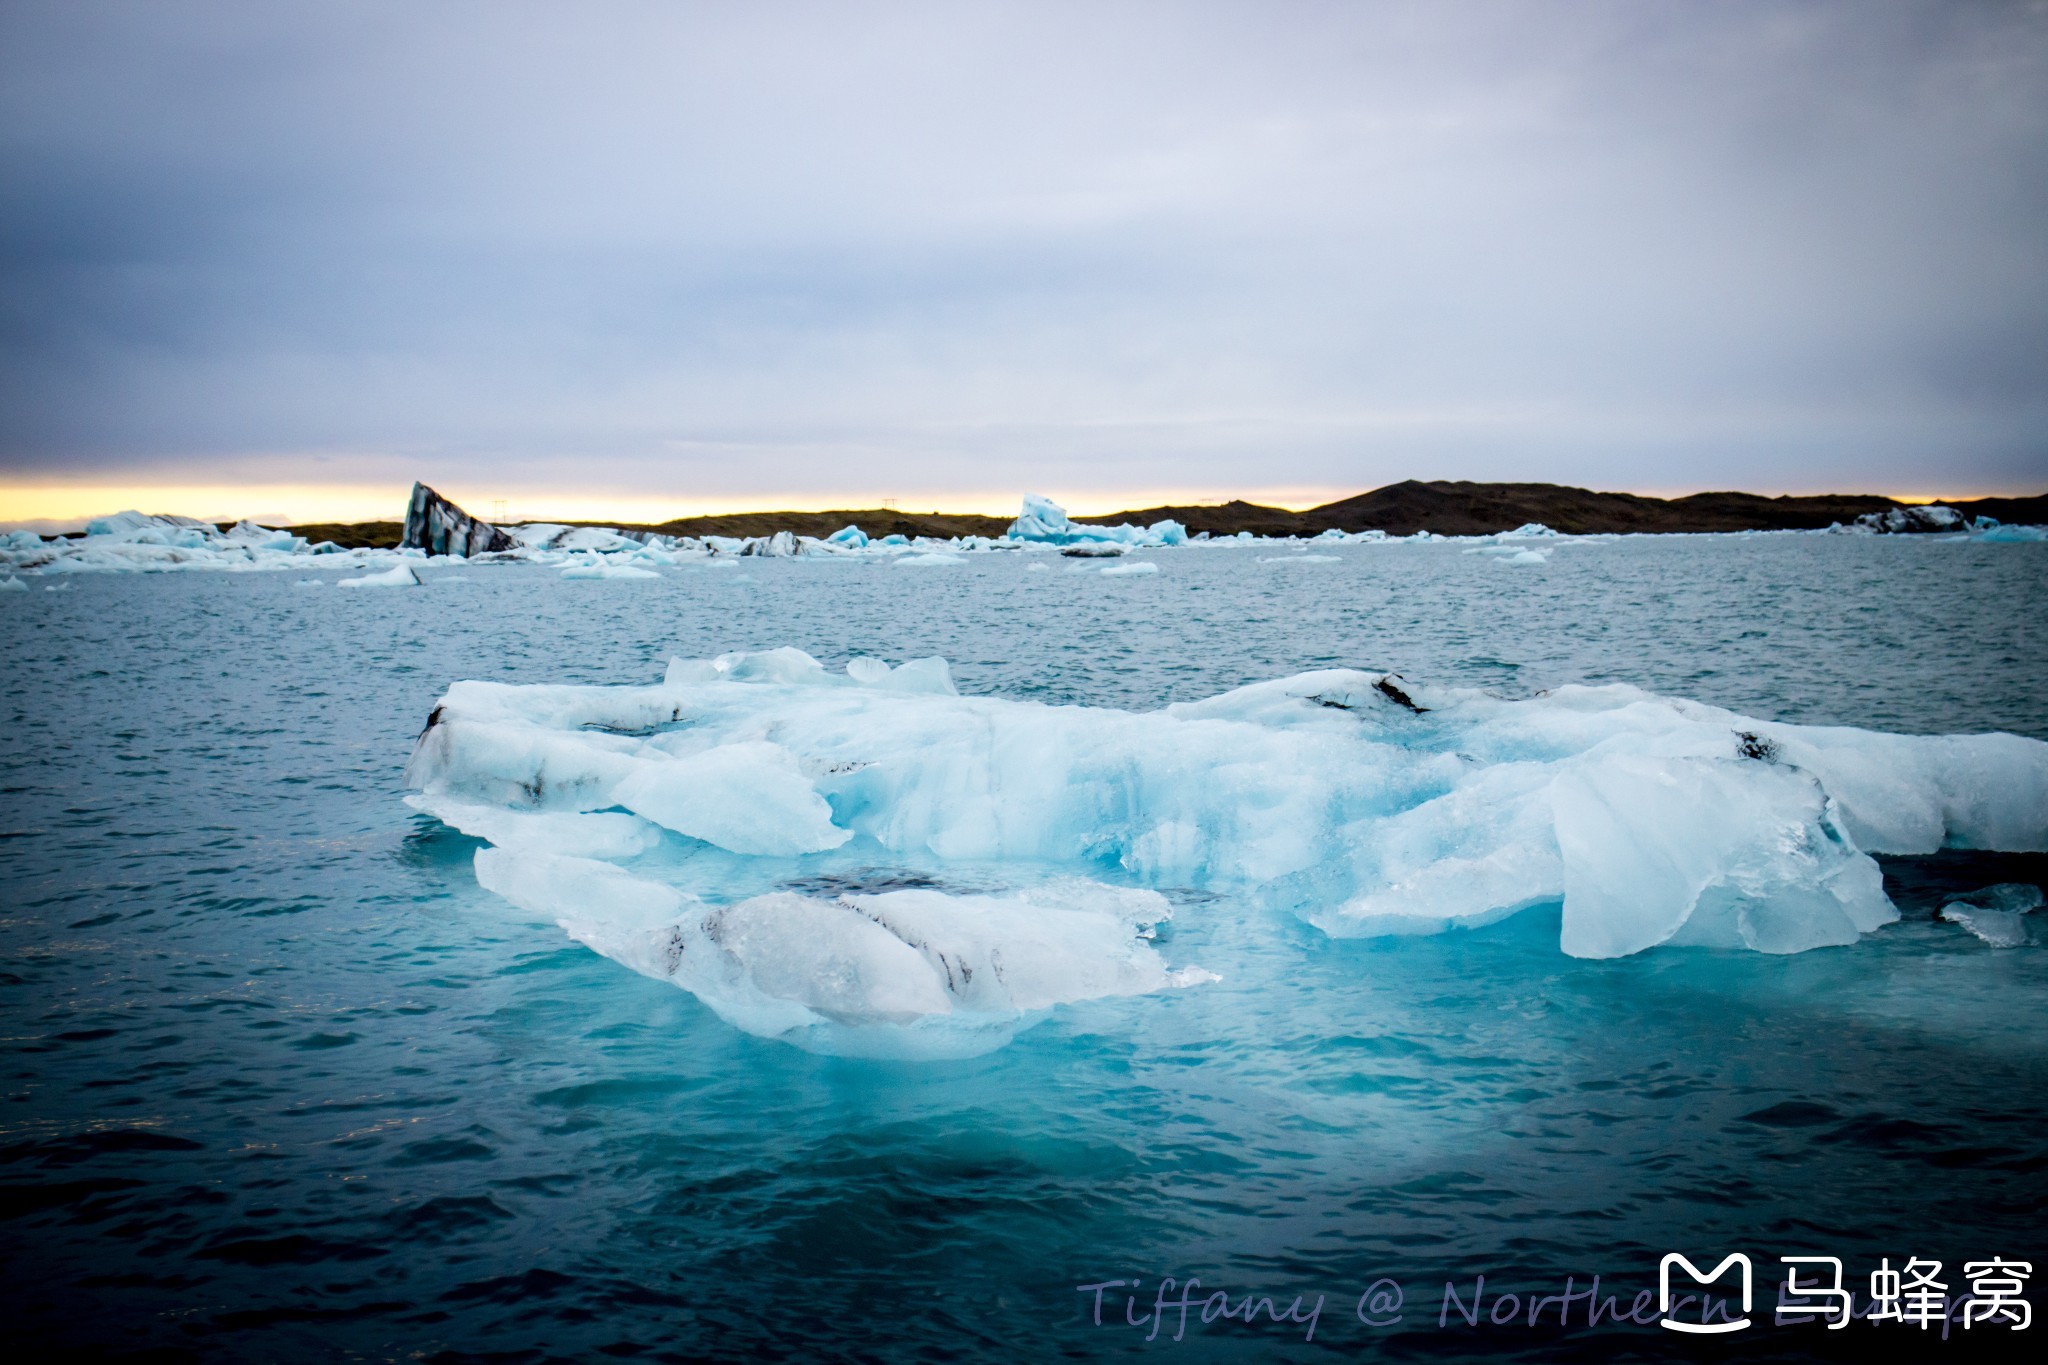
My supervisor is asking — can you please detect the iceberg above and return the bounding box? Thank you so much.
[1823,503,2047,538]
[404,648,2048,1051]
[85,509,214,538]
[225,519,300,550]
[1006,494,1188,547]
[401,482,516,557]
[1851,504,1966,534]
[1973,522,2048,543]
[561,554,662,579]
[0,509,429,576]
[508,522,645,553]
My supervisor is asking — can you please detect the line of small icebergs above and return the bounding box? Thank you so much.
[1836,504,2047,539]
[6,488,2039,585]
[402,648,2048,1055]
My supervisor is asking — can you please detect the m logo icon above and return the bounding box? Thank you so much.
[1659,1253,1753,1334]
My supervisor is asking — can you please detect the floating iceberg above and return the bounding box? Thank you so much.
[402,649,2048,1052]
[740,531,801,558]
[85,509,214,538]
[1851,504,1966,534]
[1006,494,1187,547]
[1972,522,2048,543]
[509,522,644,554]
[0,509,438,575]
[402,482,516,556]
[1825,504,2048,539]
[337,564,423,589]
[561,554,662,580]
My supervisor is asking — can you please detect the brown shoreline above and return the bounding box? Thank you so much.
[276,479,2048,549]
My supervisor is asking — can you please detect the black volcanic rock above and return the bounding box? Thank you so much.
[401,483,516,557]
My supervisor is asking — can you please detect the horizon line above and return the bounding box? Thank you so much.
[1,478,2039,533]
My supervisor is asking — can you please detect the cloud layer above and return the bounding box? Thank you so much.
[3,0,2045,502]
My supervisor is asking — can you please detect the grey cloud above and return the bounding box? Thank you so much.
[2,0,2044,497]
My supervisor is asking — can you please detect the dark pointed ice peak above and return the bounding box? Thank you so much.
[402,483,515,557]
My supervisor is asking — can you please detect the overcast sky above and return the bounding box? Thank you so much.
[3,0,2045,518]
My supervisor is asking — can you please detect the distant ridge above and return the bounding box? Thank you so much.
[278,481,2047,547]
[1083,481,2048,538]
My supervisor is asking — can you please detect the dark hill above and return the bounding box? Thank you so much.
[1082,482,2044,536]
[646,509,1012,540]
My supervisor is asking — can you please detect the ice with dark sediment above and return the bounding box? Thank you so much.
[402,483,517,557]
[401,647,2048,1053]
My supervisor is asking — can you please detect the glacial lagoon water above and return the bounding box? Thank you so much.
[3,532,2045,1361]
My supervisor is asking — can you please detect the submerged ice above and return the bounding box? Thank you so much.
[403,649,2048,1052]
[473,851,1209,1057]
[1938,883,2043,948]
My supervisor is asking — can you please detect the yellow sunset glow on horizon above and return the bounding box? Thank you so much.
[0,478,2027,532]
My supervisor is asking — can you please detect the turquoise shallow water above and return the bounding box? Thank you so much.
[2,534,2045,1362]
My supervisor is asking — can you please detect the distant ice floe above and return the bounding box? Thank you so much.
[560,553,661,580]
[403,648,2048,1053]
[337,564,422,589]
[1832,504,2047,540]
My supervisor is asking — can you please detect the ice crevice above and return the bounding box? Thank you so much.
[404,649,2048,1053]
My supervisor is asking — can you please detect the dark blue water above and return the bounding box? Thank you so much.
[2,535,2044,1362]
